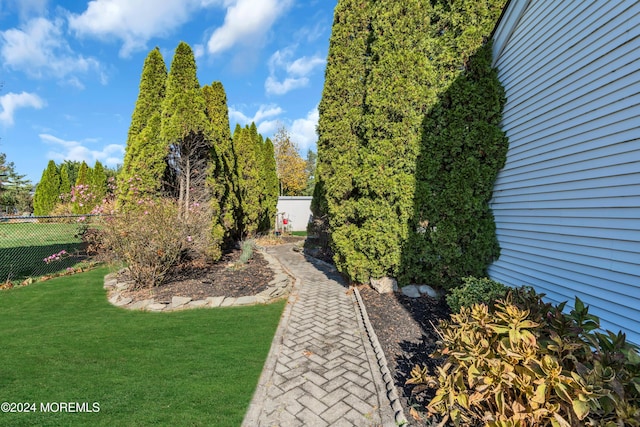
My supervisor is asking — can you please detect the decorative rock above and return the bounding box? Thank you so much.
[108,294,120,304]
[129,299,154,310]
[206,296,225,307]
[220,297,236,307]
[418,284,439,298]
[116,282,132,291]
[103,278,117,289]
[171,296,192,309]
[147,303,167,311]
[188,300,208,308]
[401,285,421,298]
[370,277,398,294]
[114,297,133,306]
[235,296,258,306]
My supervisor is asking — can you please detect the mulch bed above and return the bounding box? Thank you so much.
[359,287,451,425]
[119,248,274,303]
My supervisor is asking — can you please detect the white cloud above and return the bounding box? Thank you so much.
[68,0,205,57]
[0,91,45,126]
[40,133,125,167]
[265,47,325,95]
[207,0,293,55]
[290,107,318,153]
[0,17,103,81]
[229,104,283,126]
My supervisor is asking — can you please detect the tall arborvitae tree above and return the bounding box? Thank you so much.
[316,0,507,286]
[118,47,168,206]
[316,0,373,282]
[73,161,92,214]
[399,5,508,289]
[260,137,279,231]
[91,160,108,203]
[161,42,211,218]
[33,160,61,216]
[58,164,71,198]
[234,123,263,237]
[202,81,238,244]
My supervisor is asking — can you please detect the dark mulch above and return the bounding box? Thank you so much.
[119,248,274,303]
[359,287,451,425]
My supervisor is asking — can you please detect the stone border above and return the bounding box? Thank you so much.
[353,286,408,426]
[103,249,292,312]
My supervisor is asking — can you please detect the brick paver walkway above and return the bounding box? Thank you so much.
[242,244,398,426]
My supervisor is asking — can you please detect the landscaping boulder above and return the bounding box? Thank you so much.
[370,277,398,294]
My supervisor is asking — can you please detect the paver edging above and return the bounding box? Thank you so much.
[353,286,408,426]
[102,247,293,312]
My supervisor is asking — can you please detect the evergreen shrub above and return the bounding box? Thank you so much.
[316,0,508,286]
[446,276,507,313]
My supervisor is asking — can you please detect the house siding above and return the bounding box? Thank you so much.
[489,0,640,344]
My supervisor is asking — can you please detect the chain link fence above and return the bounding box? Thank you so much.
[0,215,102,282]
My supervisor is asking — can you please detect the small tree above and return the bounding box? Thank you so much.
[303,149,317,196]
[33,160,61,216]
[273,126,307,196]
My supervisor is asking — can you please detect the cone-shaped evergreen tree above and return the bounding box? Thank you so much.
[33,160,61,216]
[161,41,211,217]
[73,161,92,214]
[316,0,507,286]
[203,81,238,244]
[59,164,71,198]
[316,0,372,282]
[91,160,107,203]
[234,124,263,237]
[118,47,168,206]
[260,137,279,231]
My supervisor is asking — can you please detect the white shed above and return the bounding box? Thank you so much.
[489,1,640,343]
[276,196,312,232]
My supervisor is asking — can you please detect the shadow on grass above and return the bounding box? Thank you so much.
[0,242,88,282]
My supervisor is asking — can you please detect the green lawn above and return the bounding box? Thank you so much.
[0,222,89,281]
[0,268,284,426]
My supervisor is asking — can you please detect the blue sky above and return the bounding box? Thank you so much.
[0,0,334,184]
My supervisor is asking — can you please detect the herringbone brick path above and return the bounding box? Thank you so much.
[243,244,395,426]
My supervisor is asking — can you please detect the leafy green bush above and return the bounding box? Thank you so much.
[446,276,507,313]
[408,289,640,426]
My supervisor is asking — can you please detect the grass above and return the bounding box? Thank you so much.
[291,231,307,237]
[0,222,88,282]
[0,268,285,426]
[0,222,82,248]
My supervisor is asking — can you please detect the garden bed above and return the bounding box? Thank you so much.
[359,286,450,425]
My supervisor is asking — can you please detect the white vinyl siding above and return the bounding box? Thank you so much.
[489,0,640,344]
